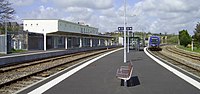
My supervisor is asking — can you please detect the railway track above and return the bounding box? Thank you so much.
[148,46,200,78]
[165,46,200,61]
[0,48,116,94]
[163,46,200,71]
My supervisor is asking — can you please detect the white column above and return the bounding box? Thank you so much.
[79,38,82,48]
[19,41,22,49]
[90,38,93,47]
[65,37,68,49]
[105,39,108,46]
[14,41,16,49]
[54,37,57,48]
[109,39,112,46]
[98,39,101,46]
[44,33,47,51]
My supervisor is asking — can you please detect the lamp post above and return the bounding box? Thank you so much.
[4,20,8,54]
[123,0,127,63]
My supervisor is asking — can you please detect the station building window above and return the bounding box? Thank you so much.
[81,28,83,33]
[92,39,99,47]
[100,39,105,46]
[82,38,90,47]
[67,37,80,48]
[47,36,65,49]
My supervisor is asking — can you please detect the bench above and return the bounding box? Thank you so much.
[116,62,133,86]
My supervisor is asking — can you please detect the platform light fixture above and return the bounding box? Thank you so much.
[123,0,127,63]
[118,0,129,63]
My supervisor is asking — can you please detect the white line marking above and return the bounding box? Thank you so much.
[144,47,200,90]
[28,48,123,94]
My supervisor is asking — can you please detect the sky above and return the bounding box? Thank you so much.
[9,0,200,35]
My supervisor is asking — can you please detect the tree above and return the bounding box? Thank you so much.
[0,0,15,21]
[179,30,192,47]
[0,0,15,34]
[193,22,200,48]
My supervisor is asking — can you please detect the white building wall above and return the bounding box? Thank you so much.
[58,20,98,35]
[58,20,81,33]
[23,20,58,34]
[23,19,98,35]
[23,19,100,50]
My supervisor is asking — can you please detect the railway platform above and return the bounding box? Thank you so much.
[0,46,116,66]
[18,48,200,94]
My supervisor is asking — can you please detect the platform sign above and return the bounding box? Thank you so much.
[118,27,132,31]
[126,27,132,30]
[118,27,124,31]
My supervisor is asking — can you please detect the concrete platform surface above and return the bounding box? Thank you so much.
[0,46,115,66]
[19,49,200,94]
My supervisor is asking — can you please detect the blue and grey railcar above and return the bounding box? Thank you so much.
[148,36,162,51]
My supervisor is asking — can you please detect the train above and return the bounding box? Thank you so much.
[148,36,162,51]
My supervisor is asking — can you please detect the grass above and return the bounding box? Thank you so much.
[177,45,200,53]
[0,49,26,55]
[11,49,27,53]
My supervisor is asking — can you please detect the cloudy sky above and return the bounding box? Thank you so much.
[9,0,200,35]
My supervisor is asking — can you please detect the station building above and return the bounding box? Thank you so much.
[23,19,113,50]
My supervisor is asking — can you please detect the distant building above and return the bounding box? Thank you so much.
[23,19,98,35]
[23,19,112,51]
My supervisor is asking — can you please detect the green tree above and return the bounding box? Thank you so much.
[193,22,200,48]
[179,30,192,47]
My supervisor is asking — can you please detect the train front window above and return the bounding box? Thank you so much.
[151,39,158,44]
